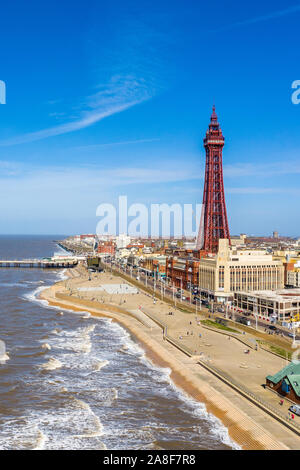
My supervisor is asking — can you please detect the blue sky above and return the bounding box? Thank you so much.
[0,0,299,236]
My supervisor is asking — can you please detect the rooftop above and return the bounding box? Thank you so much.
[238,289,300,301]
[267,362,300,397]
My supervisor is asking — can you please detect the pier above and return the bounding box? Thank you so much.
[0,258,78,269]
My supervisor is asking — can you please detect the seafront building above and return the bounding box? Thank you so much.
[198,239,284,302]
[165,256,200,288]
[287,267,300,288]
[234,289,300,323]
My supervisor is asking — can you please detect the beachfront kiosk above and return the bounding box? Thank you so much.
[266,362,300,404]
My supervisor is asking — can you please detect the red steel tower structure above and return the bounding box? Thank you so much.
[196,106,230,253]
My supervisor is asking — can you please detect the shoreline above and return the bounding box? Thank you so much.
[38,268,295,450]
[40,295,244,450]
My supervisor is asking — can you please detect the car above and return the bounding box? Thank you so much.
[289,405,300,416]
[268,325,277,331]
[237,316,251,326]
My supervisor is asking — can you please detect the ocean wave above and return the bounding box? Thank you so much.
[91,360,109,372]
[109,321,240,450]
[0,353,9,363]
[23,280,45,285]
[23,284,53,306]
[56,269,68,281]
[13,265,239,450]
[39,357,63,371]
[0,282,25,288]
[33,429,48,450]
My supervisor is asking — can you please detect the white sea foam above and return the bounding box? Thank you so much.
[81,313,91,319]
[57,269,68,281]
[0,353,9,363]
[23,284,53,306]
[23,280,45,285]
[50,328,61,335]
[0,340,9,363]
[0,401,106,450]
[33,429,48,450]
[39,357,63,371]
[41,343,51,351]
[92,360,109,371]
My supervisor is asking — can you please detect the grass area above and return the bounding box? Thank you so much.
[201,319,240,334]
[269,345,292,360]
[257,340,292,360]
[176,306,196,314]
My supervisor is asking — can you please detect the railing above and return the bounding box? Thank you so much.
[139,306,300,434]
[197,359,300,435]
[99,261,300,435]
[200,323,257,350]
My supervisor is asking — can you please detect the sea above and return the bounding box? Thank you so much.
[0,235,239,450]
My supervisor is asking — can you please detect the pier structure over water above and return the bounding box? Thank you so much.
[0,258,78,269]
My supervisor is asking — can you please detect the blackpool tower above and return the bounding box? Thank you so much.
[196,106,230,253]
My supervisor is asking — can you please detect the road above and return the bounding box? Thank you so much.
[101,257,300,343]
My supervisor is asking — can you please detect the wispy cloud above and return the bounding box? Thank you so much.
[0,161,198,185]
[227,187,300,196]
[74,137,160,151]
[213,4,300,32]
[0,75,152,147]
[224,161,300,178]
[227,187,280,194]
[0,163,199,219]
[0,6,168,148]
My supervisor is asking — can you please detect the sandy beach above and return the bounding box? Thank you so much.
[39,264,300,450]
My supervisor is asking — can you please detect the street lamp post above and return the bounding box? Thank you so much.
[254,300,258,331]
[180,278,183,303]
